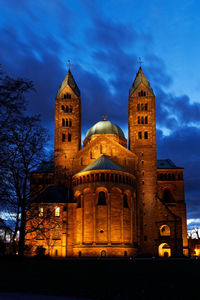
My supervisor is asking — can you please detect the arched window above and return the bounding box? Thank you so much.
[123,194,129,208]
[62,133,65,142]
[38,207,43,217]
[144,131,148,139]
[160,225,170,236]
[145,103,148,111]
[69,119,72,127]
[138,116,140,124]
[62,119,65,126]
[69,106,73,113]
[61,105,65,112]
[65,119,68,127]
[68,133,71,142]
[137,104,140,111]
[163,189,175,203]
[145,116,148,124]
[66,106,69,113]
[55,207,60,217]
[141,116,144,124]
[141,103,144,111]
[77,195,81,208]
[158,243,171,257]
[138,131,142,139]
[98,191,106,205]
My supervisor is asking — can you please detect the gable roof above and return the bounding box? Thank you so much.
[157,159,183,169]
[57,69,80,97]
[129,67,154,96]
[79,155,126,173]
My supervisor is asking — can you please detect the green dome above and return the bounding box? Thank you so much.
[85,120,125,139]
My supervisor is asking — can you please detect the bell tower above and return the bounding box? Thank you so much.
[128,67,157,255]
[54,69,81,172]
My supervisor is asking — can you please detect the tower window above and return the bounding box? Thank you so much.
[144,131,148,139]
[145,116,148,124]
[66,119,69,127]
[64,93,71,99]
[68,133,71,142]
[145,103,148,111]
[66,106,69,113]
[141,116,144,124]
[138,132,142,139]
[139,90,146,97]
[137,104,140,111]
[69,106,73,113]
[138,116,140,124]
[141,104,144,111]
[62,134,65,142]
[62,119,65,126]
[69,119,72,127]
[39,207,43,217]
[55,207,60,217]
[123,194,129,208]
[98,191,106,205]
[61,105,65,111]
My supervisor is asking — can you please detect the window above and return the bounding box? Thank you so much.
[77,195,81,208]
[144,131,148,139]
[123,194,129,208]
[145,103,148,111]
[141,116,144,124]
[62,119,65,126]
[62,133,65,142]
[66,119,68,127]
[69,119,72,127]
[68,133,71,142]
[66,106,69,113]
[163,189,175,203]
[142,180,144,185]
[55,207,60,217]
[39,207,43,217]
[98,191,106,205]
[61,105,65,112]
[138,116,140,124]
[160,225,170,236]
[141,103,144,111]
[101,173,105,181]
[64,93,71,99]
[139,90,146,97]
[145,116,148,124]
[137,104,140,111]
[69,106,73,113]
[138,131,142,139]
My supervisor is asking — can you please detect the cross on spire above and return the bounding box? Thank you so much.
[138,57,143,67]
[102,114,107,121]
[67,59,71,70]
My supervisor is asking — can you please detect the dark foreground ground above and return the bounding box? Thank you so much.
[0,257,199,300]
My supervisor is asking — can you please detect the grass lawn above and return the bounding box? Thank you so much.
[0,257,199,300]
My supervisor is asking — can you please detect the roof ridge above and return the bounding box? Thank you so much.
[57,69,80,97]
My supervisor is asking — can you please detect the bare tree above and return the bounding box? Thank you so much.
[0,67,49,256]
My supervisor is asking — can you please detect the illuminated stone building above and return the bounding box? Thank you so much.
[25,67,188,257]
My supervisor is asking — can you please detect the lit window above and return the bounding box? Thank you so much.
[160,225,170,236]
[138,131,142,139]
[144,131,148,139]
[55,207,60,217]
[39,207,43,217]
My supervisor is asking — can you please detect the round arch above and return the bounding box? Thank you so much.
[158,243,171,257]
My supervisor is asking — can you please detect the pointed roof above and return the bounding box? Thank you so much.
[57,69,80,97]
[157,159,183,169]
[79,155,126,173]
[129,67,154,96]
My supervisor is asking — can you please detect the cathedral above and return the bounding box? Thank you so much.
[25,67,188,258]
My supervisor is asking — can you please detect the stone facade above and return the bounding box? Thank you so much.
[25,67,188,257]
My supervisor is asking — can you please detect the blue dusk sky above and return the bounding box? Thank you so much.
[0,0,200,227]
